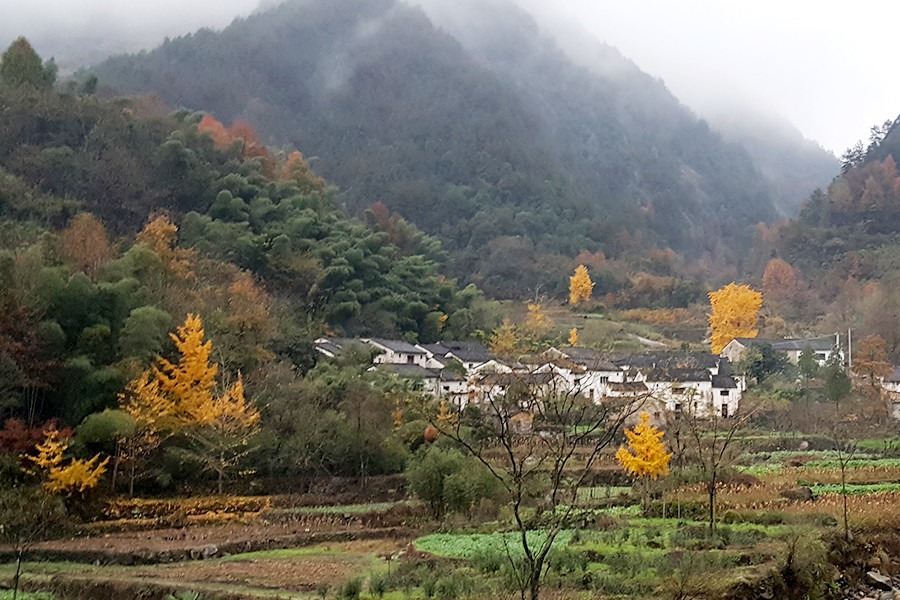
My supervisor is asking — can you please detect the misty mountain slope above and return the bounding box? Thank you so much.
[417,0,777,248]
[703,109,839,216]
[500,2,840,218]
[93,0,779,295]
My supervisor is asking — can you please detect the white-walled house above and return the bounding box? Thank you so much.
[366,338,429,367]
[883,368,900,421]
[721,336,839,366]
[417,341,494,373]
[314,337,742,419]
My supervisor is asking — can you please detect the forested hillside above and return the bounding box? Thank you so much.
[0,38,500,436]
[92,0,781,297]
[749,115,900,358]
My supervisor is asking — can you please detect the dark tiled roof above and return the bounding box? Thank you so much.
[478,372,555,386]
[731,337,835,352]
[442,341,492,363]
[711,374,738,389]
[555,347,621,371]
[376,364,438,379]
[417,343,448,356]
[367,338,426,354]
[315,337,367,356]
[615,352,718,371]
[438,369,465,382]
[643,367,711,383]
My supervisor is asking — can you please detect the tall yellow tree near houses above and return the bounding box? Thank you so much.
[708,282,762,354]
[616,412,672,512]
[120,313,259,494]
[569,264,594,305]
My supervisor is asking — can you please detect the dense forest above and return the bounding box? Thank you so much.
[0,37,507,486]
[739,115,900,359]
[91,0,795,297]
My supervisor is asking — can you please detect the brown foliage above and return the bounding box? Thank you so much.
[60,213,111,277]
[762,258,797,303]
[0,418,70,455]
[853,334,893,385]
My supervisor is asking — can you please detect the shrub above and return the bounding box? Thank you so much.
[405,446,499,518]
[340,577,362,600]
[368,574,386,598]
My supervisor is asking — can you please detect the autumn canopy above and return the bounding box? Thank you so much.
[708,282,762,354]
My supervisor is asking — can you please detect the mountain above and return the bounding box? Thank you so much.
[512,6,840,218]
[699,107,839,216]
[92,0,779,296]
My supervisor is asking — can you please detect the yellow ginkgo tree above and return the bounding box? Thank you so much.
[616,412,672,512]
[120,313,259,494]
[26,429,109,496]
[707,282,762,354]
[569,265,594,305]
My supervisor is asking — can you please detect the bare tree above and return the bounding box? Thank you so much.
[682,391,758,536]
[0,486,66,600]
[436,371,645,600]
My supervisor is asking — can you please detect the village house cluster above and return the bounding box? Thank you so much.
[314,337,749,421]
[315,335,855,423]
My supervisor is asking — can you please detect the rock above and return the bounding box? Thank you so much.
[798,440,809,451]
[879,591,895,600]
[201,544,218,559]
[868,571,893,591]
[780,486,814,502]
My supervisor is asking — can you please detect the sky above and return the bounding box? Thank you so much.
[1,0,896,155]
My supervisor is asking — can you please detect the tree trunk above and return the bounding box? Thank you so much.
[129,443,136,498]
[218,450,225,495]
[111,440,120,493]
[708,477,716,536]
[529,569,541,600]
[841,462,850,541]
[13,547,23,600]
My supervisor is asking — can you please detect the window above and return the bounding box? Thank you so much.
[719,389,729,396]
[721,403,729,419]
[407,355,413,364]
[674,403,682,412]
[599,376,609,384]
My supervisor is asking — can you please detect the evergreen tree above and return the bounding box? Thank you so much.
[0,38,55,89]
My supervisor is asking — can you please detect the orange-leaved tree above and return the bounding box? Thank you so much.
[569,264,594,305]
[708,283,762,354]
[135,214,193,283]
[568,327,578,347]
[59,212,111,278]
[26,429,109,496]
[120,314,259,494]
[616,412,672,512]
[853,334,893,391]
[761,258,796,303]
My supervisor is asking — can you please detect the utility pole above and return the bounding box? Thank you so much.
[847,328,852,374]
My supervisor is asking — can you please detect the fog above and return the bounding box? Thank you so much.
[1,0,896,155]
